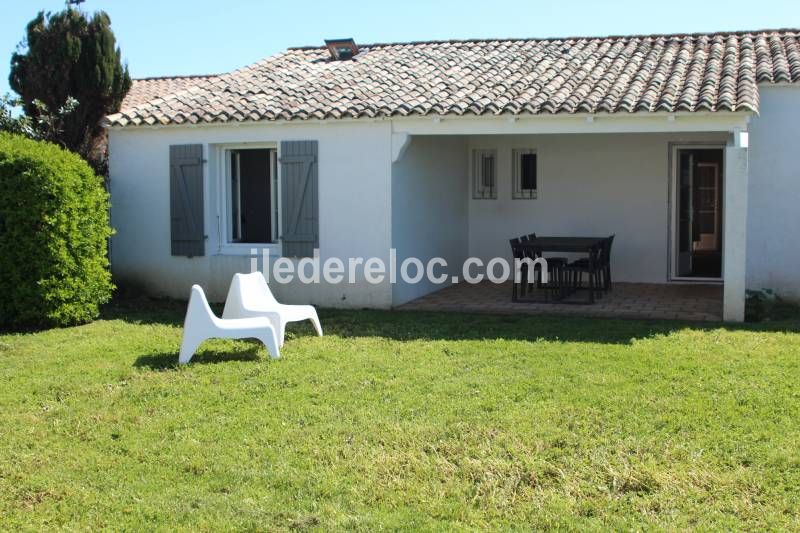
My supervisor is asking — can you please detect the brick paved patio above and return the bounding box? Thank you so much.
[397,282,724,321]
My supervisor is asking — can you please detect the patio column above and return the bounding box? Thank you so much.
[723,131,749,322]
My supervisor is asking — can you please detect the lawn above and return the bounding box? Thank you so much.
[1,298,799,530]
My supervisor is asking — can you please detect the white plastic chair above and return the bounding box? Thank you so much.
[179,285,280,364]
[222,272,323,346]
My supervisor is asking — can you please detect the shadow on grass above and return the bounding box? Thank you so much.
[134,345,264,370]
[102,295,187,328]
[1,288,185,335]
[98,290,800,349]
[324,310,712,345]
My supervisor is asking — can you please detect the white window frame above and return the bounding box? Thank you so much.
[214,142,281,255]
[471,148,497,199]
[512,148,538,199]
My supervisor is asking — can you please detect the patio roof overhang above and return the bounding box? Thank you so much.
[390,111,751,170]
[390,110,751,138]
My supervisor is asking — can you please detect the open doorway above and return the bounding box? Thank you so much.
[671,146,724,280]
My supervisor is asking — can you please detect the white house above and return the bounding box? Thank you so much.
[105,30,800,322]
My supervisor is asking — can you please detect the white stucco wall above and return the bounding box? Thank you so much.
[109,121,393,307]
[746,85,800,301]
[391,135,469,305]
[467,133,728,283]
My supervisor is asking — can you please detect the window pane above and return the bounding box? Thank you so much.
[482,154,494,189]
[231,153,241,241]
[472,150,496,199]
[521,153,537,191]
[230,149,272,243]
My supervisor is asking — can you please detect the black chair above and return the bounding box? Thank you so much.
[512,235,554,301]
[569,235,614,292]
[525,233,568,299]
[509,237,526,301]
[564,235,615,301]
[602,234,615,290]
[514,235,548,298]
[519,235,535,290]
[526,233,568,267]
[519,233,567,300]
[563,246,603,301]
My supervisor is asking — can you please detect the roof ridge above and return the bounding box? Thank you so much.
[287,28,800,51]
[132,73,219,82]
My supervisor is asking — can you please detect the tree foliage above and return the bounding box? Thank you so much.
[8,8,130,172]
[0,93,78,143]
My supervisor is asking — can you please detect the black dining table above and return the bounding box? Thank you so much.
[518,236,607,254]
[513,236,607,303]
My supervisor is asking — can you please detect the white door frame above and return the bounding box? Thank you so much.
[667,142,725,283]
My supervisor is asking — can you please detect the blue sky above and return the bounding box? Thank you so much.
[2,0,799,97]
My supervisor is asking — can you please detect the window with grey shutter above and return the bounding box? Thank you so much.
[169,144,205,256]
[280,140,318,257]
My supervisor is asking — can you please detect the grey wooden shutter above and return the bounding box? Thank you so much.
[169,144,205,257]
[280,141,318,257]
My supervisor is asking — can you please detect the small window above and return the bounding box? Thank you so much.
[513,149,538,199]
[227,148,278,244]
[472,149,497,199]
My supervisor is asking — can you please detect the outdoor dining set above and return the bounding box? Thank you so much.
[509,234,615,304]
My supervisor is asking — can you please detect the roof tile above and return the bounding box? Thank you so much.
[108,30,800,127]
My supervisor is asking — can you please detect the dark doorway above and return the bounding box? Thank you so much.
[676,148,723,278]
[231,149,272,243]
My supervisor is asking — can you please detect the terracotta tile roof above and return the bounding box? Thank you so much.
[120,74,218,108]
[107,29,800,127]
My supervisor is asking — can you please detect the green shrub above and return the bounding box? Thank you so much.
[0,132,113,327]
[746,289,800,322]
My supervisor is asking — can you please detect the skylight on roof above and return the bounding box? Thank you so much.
[325,38,358,60]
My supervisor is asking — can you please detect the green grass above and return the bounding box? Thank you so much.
[1,298,800,530]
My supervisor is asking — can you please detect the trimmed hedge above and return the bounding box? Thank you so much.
[0,133,113,327]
